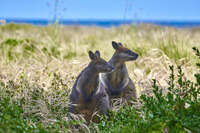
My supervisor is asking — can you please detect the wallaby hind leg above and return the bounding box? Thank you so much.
[123,78,137,102]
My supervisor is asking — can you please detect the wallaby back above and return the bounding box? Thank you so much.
[100,41,138,101]
[68,50,113,122]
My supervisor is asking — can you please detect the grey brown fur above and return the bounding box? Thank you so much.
[68,50,113,121]
[100,41,138,101]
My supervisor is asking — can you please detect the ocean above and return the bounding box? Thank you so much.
[2,18,200,28]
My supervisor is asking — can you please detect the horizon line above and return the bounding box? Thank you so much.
[1,17,200,22]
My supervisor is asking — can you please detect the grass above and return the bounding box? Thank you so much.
[0,23,199,132]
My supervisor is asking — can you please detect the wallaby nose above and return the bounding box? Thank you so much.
[108,65,114,72]
[135,53,139,59]
[111,66,114,70]
[130,53,138,60]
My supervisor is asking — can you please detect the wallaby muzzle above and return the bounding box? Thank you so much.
[106,65,114,72]
[130,53,138,60]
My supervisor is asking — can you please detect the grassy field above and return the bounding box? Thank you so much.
[0,23,199,132]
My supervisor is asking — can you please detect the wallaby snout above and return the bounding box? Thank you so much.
[96,61,114,73]
[104,64,114,73]
[128,50,138,61]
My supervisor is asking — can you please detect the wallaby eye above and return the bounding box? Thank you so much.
[96,59,104,64]
[124,50,130,54]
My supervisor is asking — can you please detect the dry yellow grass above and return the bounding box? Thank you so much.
[0,24,199,96]
[0,23,200,132]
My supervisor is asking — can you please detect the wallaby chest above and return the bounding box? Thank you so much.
[107,65,128,88]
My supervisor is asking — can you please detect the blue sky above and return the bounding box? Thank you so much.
[0,0,200,21]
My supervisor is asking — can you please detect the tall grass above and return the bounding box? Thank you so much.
[0,23,199,132]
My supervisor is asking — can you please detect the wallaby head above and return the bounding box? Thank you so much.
[88,50,114,73]
[111,41,138,62]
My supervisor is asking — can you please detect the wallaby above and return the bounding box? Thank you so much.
[68,50,114,122]
[100,41,138,101]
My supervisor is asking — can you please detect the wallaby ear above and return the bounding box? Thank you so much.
[95,50,100,58]
[88,51,96,60]
[112,41,119,50]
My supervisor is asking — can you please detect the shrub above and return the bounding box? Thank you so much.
[0,97,47,133]
[141,65,200,132]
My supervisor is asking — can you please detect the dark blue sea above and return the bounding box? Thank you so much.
[2,18,200,28]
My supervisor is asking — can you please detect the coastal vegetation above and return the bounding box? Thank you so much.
[0,23,199,132]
